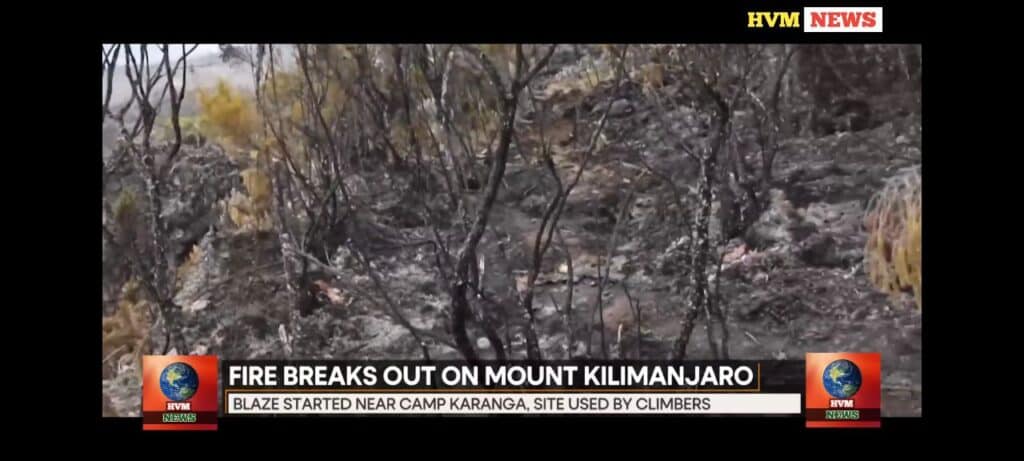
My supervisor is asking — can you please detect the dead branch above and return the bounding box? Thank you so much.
[291,245,452,356]
[442,45,558,362]
[556,228,575,358]
[104,44,211,355]
[592,188,635,359]
[102,45,121,117]
[673,48,734,360]
[622,278,642,359]
[589,255,605,358]
[709,247,729,359]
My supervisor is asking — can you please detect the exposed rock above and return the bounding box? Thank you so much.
[155,146,241,264]
[605,99,635,117]
[798,234,841,268]
[476,337,491,350]
[173,228,222,308]
[599,293,636,338]
[547,45,582,69]
[519,194,550,217]
[744,189,816,249]
[102,359,142,417]
[802,200,864,235]
[538,303,559,319]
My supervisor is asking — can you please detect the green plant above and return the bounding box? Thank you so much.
[864,167,921,309]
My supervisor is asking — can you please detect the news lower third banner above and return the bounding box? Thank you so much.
[222,360,805,416]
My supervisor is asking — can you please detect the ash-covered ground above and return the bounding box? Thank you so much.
[102,44,921,417]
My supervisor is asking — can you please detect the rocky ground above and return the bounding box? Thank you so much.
[102,45,922,417]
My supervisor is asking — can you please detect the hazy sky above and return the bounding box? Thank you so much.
[103,44,222,64]
[103,44,256,112]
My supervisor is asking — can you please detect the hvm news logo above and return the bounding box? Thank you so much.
[747,7,883,32]
[805,353,881,428]
[142,355,218,430]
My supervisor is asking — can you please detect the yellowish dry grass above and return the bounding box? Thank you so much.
[864,167,921,309]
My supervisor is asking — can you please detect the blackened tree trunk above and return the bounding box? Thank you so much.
[448,45,555,362]
[449,93,517,363]
[675,76,731,360]
[674,147,715,359]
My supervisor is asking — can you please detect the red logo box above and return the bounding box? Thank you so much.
[142,355,218,431]
[805,353,881,428]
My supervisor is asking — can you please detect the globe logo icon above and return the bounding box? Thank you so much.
[159,362,200,402]
[821,359,862,399]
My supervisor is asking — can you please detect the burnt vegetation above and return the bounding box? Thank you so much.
[102,44,922,415]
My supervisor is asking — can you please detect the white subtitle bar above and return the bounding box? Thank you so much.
[226,392,801,415]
